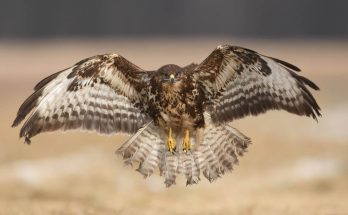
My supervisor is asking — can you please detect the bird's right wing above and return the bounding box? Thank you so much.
[12,54,151,144]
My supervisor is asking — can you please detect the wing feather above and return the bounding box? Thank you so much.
[12,54,150,144]
[193,45,321,124]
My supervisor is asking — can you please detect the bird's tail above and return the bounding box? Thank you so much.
[116,122,251,187]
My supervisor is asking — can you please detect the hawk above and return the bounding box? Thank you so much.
[12,45,321,187]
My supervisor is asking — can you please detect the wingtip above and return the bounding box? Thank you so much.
[23,134,31,145]
[11,122,17,128]
[11,116,21,128]
[271,57,301,72]
[24,138,31,145]
[299,75,320,91]
[311,108,322,122]
[316,112,322,121]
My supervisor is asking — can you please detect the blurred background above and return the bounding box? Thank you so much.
[1,1,348,214]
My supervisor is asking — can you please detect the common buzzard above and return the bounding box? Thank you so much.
[12,45,321,187]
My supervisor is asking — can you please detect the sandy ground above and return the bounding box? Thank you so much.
[0,38,348,215]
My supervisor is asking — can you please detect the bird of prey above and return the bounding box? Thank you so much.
[12,45,321,187]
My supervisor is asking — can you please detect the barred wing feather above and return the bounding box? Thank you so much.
[193,45,321,124]
[12,54,150,144]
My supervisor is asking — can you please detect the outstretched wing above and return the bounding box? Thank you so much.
[193,45,321,124]
[12,54,151,144]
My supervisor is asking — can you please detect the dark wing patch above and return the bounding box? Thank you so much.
[12,54,150,144]
[192,45,321,123]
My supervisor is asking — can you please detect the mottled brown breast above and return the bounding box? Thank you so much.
[158,81,187,130]
[159,82,204,132]
[145,64,205,132]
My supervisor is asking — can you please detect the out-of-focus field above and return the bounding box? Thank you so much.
[0,38,347,215]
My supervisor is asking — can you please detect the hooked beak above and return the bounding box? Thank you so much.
[169,74,175,83]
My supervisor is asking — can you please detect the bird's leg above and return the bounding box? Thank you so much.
[183,129,191,152]
[167,127,176,154]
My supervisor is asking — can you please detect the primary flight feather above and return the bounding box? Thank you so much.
[12,45,321,187]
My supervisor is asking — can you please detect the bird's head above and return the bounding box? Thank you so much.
[157,64,182,84]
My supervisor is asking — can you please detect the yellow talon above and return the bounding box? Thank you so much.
[183,129,191,152]
[167,128,176,154]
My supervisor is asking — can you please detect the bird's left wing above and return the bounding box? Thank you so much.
[12,54,151,144]
[192,45,321,124]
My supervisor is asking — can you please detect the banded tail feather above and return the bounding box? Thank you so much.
[116,122,251,187]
